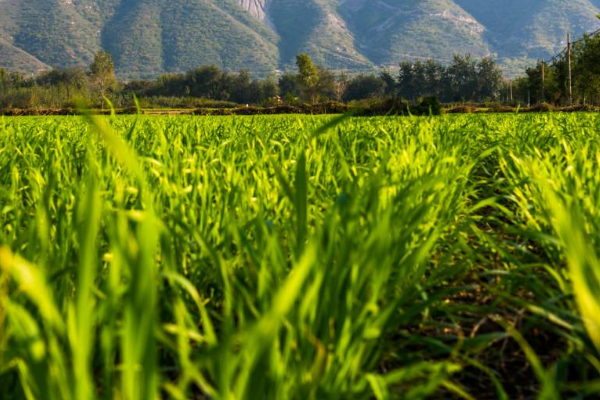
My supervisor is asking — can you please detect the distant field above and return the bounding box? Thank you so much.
[1,114,600,399]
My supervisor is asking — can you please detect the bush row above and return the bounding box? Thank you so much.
[3,101,599,117]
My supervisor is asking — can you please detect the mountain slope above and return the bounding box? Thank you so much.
[269,0,372,70]
[1,0,600,77]
[0,0,280,78]
[0,0,100,68]
[159,0,279,75]
[339,0,490,65]
[456,0,600,57]
[237,0,269,21]
[0,37,49,74]
[102,0,280,79]
[455,0,600,73]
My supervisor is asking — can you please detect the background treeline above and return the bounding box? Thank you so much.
[5,30,600,111]
[0,67,94,109]
[514,33,600,106]
[0,51,505,110]
[124,67,279,106]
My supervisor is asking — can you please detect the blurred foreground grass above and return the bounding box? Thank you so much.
[1,114,600,399]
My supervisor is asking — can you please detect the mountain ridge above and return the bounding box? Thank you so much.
[1,0,599,78]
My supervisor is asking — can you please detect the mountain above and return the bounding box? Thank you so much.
[269,0,371,70]
[0,0,280,79]
[339,0,491,64]
[1,0,600,78]
[455,0,600,72]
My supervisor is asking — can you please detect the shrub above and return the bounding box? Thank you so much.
[446,105,478,114]
[415,97,442,115]
[523,103,556,113]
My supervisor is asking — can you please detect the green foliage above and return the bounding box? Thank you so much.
[89,51,118,102]
[518,34,600,106]
[418,96,442,115]
[127,66,280,105]
[90,51,115,79]
[343,74,385,102]
[296,54,319,104]
[396,56,504,102]
[0,63,281,108]
[0,54,507,109]
[2,114,600,400]
[0,68,93,109]
[0,67,7,85]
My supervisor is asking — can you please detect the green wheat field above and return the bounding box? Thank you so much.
[1,114,600,400]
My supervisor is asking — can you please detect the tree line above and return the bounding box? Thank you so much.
[0,51,118,109]
[6,22,600,111]
[1,50,507,109]
[512,32,600,106]
[276,54,504,104]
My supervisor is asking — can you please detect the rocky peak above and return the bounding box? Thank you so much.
[236,0,269,21]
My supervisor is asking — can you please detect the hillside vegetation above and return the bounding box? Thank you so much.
[1,0,600,77]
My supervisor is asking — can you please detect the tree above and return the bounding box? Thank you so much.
[380,70,397,97]
[296,54,319,104]
[154,73,187,96]
[334,72,350,102]
[0,68,8,91]
[279,73,302,101]
[476,58,503,101]
[396,60,448,101]
[0,68,24,91]
[525,61,560,104]
[445,55,478,102]
[228,70,253,104]
[343,74,385,102]
[397,61,432,101]
[246,77,279,105]
[397,61,417,100]
[260,76,279,101]
[89,51,118,103]
[186,66,228,100]
[577,35,600,104]
[423,60,444,99]
[37,68,88,89]
[316,66,337,101]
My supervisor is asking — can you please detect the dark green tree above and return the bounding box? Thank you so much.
[476,58,503,101]
[380,70,397,97]
[247,77,279,104]
[279,73,301,99]
[316,66,337,101]
[0,68,8,91]
[228,70,253,104]
[397,61,419,100]
[186,66,228,100]
[423,60,444,98]
[343,74,385,102]
[445,55,478,102]
[525,61,561,104]
[576,35,600,104]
